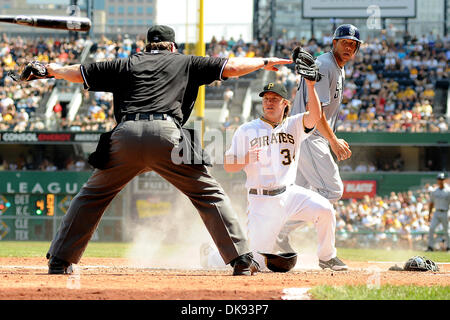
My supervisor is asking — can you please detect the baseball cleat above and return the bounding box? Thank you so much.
[199,243,213,269]
[275,234,295,253]
[319,257,348,271]
[48,256,73,274]
[231,253,260,276]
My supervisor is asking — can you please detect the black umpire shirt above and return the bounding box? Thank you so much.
[80,50,228,125]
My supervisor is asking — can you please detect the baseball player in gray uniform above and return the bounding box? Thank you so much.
[426,172,450,252]
[276,24,364,254]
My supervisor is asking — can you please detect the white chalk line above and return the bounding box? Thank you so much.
[1,261,449,271]
[0,265,198,270]
[0,265,235,271]
[281,287,312,300]
[368,261,450,265]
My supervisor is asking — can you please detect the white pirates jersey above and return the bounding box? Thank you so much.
[225,113,313,189]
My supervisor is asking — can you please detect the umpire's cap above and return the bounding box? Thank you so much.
[259,82,288,99]
[258,252,297,272]
[147,25,178,48]
[437,172,447,180]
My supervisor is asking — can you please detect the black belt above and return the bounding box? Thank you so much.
[121,113,173,122]
[249,186,286,196]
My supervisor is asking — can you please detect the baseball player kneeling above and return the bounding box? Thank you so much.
[202,76,347,271]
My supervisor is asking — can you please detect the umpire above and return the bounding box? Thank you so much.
[44,25,291,276]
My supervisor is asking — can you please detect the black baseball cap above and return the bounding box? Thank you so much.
[437,172,447,180]
[259,82,288,99]
[147,25,178,48]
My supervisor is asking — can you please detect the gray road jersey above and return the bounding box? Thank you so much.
[430,186,450,212]
[291,51,345,138]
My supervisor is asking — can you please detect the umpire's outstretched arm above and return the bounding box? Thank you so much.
[46,57,292,83]
[223,57,292,78]
[47,64,84,82]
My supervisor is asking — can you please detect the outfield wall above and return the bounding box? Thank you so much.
[0,171,123,242]
[0,170,444,242]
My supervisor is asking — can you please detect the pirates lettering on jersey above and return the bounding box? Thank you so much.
[249,132,295,148]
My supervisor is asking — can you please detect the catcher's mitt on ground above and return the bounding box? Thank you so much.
[403,256,439,272]
[292,46,322,82]
[8,61,53,82]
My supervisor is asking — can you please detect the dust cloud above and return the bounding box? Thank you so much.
[125,194,214,269]
[123,190,325,271]
[288,225,322,270]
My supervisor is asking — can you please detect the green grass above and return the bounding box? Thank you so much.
[0,241,132,258]
[309,285,450,300]
[337,247,450,263]
[0,242,449,263]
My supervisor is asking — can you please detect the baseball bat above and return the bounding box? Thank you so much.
[0,15,91,32]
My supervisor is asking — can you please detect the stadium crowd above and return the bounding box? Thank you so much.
[334,184,448,251]
[274,30,449,133]
[0,34,86,131]
[0,155,88,172]
[0,31,448,157]
[0,31,448,133]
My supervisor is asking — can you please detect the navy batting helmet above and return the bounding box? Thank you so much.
[258,252,298,272]
[333,24,363,52]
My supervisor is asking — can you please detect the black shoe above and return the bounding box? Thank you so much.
[425,247,434,252]
[231,253,260,276]
[48,255,73,274]
[319,257,348,271]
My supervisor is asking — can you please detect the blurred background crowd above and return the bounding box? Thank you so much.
[334,185,446,250]
[274,31,449,133]
[0,31,448,134]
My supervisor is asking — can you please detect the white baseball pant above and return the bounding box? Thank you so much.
[205,185,337,270]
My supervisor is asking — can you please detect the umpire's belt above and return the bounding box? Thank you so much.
[121,113,173,122]
[249,186,286,196]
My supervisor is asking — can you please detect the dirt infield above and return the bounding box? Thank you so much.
[0,257,449,300]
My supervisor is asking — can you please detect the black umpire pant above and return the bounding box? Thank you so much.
[47,116,250,265]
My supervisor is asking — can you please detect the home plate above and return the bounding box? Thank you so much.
[281,287,312,300]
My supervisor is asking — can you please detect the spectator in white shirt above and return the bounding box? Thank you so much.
[355,163,368,173]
